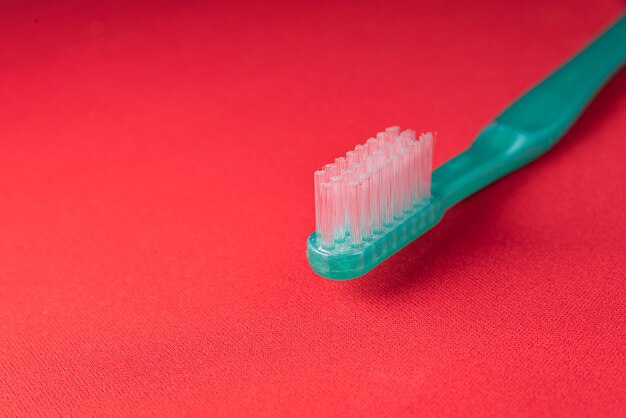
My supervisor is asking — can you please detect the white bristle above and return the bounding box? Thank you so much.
[314,127,435,248]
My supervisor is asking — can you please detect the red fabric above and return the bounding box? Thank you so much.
[1,1,625,416]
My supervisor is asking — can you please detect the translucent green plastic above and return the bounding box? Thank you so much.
[307,14,626,280]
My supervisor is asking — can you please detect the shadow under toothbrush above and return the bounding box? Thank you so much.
[350,67,626,298]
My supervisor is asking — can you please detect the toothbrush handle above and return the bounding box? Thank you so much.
[497,12,626,141]
[433,13,626,211]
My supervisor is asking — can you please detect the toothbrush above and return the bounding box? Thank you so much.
[307,13,626,280]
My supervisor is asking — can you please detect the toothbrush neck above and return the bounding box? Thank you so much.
[431,123,549,211]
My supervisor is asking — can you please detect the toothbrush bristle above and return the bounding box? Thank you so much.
[314,127,434,250]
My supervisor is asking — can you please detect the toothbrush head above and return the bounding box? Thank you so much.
[307,127,436,280]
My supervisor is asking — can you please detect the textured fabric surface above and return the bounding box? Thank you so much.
[1,1,625,416]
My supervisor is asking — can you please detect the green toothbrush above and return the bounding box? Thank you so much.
[307,13,626,280]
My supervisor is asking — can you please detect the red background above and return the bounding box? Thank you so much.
[1,0,625,416]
